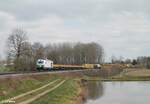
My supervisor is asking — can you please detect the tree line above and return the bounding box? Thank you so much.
[111,55,138,65]
[137,56,150,69]
[6,29,104,71]
[111,55,150,69]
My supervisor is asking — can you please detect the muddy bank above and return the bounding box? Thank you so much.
[75,79,104,104]
[75,79,88,104]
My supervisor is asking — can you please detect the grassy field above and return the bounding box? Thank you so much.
[31,79,80,104]
[0,75,58,101]
[106,68,150,81]
[0,75,81,104]
[123,69,150,77]
[82,68,150,81]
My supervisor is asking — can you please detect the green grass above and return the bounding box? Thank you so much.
[108,76,150,81]
[0,66,11,72]
[104,69,150,81]
[80,74,150,81]
[14,79,61,103]
[0,75,58,101]
[31,79,80,104]
[0,75,81,104]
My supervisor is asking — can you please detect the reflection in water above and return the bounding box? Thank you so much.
[85,81,150,104]
[83,81,104,100]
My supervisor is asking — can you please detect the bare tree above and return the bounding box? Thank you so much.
[124,59,131,64]
[7,29,28,59]
[32,42,45,59]
[137,56,150,69]
[6,28,29,70]
[45,42,104,65]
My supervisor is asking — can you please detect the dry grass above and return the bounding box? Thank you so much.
[125,69,150,77]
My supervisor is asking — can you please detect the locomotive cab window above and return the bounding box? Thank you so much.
[38,61,44,64]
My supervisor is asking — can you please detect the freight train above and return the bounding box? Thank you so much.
[36,59,101,71]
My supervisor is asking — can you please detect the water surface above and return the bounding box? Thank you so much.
[86,81,150,104]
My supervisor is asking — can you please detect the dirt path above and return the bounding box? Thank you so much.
[0,79,60,104]
[19,80,66,104]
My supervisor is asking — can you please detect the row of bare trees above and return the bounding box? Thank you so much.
[45,42,104,65]
[6,29,104,71]
[137,56,150,69]
[111,55,150,69]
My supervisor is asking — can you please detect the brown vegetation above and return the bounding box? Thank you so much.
[124,68,150,77]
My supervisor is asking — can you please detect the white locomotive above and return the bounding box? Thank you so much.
[36,59,53,70]
[36,59,101,70]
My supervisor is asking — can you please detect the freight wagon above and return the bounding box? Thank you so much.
[36,59,101,71]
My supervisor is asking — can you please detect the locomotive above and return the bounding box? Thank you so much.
[36,59,101,71]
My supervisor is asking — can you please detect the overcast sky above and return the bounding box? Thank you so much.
[0,0,150,61]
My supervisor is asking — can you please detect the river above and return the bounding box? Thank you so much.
[85,81,150,104]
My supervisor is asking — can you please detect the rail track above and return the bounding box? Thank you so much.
[0,69,85,75]
[0,69,101,78]
[0,68,123,79]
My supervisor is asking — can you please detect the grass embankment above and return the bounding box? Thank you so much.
[0,74,81,104]
[0,75,59,101]
[13,79,62,103]
[112,69,150,81]
[31,79,80,104]
[81,69,150,81]
[102,69,150,81]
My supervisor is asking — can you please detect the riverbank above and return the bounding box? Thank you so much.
[108,68,150,81]
[83,68,150,81]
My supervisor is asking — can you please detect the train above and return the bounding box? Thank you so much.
[36,59,101,71]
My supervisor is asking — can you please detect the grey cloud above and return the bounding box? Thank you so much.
[0,0,149,21]
[0,0,150,61]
